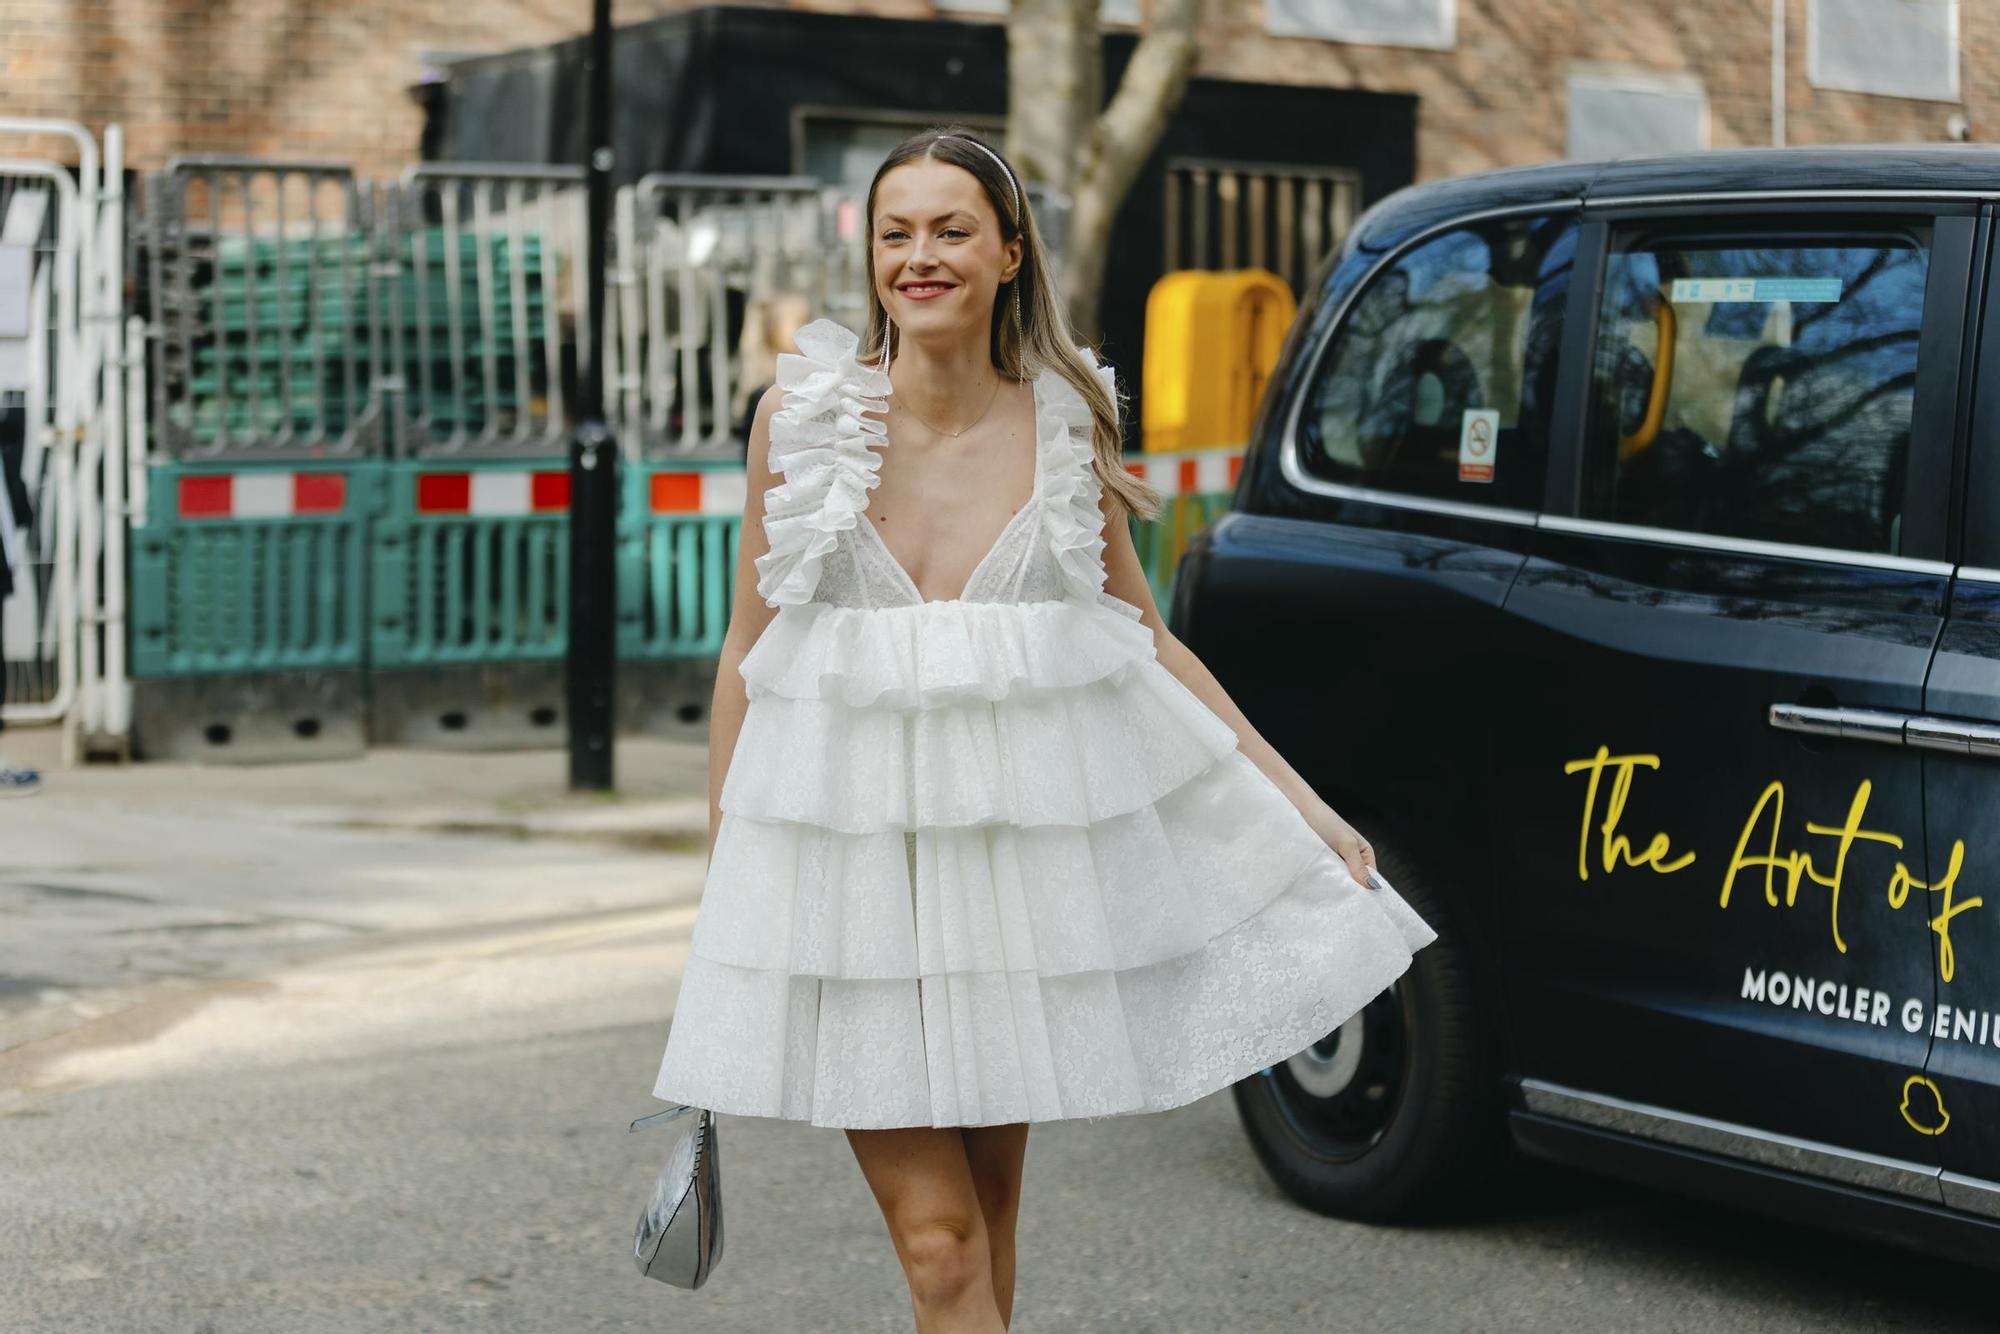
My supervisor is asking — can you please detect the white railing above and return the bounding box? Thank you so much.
[0,121,133,760]
[608,173,864,455]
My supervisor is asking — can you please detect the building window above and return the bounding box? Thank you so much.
[1265,0,1454,50]
[1567,68,1708,160]
[1809,0,1960,103]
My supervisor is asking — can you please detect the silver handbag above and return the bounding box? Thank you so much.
[629,1102,724,1288]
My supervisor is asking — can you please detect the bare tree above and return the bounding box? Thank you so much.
[1007,0,1202,339]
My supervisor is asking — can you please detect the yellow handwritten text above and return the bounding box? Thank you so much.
[1720,780,1904,955]
[1888,840,1984,984]
[1563,746,1698,882]
[1561,746,1990,979]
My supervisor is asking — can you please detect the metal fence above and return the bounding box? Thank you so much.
[0,117,133,761]
[609,173,845,455]
[0,163,79,729]
[149,157,379,459]
[6,143,1251,760]
[1164,157,1361,295]
[386,163,586,458]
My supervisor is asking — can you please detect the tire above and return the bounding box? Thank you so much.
[1230,835,1511,1222]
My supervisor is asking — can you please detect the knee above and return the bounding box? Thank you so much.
[896,1215,989,1308]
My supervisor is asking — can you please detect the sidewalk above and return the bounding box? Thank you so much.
[0,724,714,850]
[0,725,720,1097]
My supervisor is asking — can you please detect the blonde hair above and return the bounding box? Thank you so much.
[859,125,1165,523]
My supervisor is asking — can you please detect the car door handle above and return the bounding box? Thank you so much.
[1769,703,2000,757]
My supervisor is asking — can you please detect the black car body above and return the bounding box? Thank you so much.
[1179,145,2000,1269]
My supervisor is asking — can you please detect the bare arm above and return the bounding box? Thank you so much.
[705,383,788,867]
[1097,488,1379,886]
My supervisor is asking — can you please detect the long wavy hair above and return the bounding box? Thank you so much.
[858,125,1164,523]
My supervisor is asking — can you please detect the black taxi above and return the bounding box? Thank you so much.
[1173,146,2000,1269]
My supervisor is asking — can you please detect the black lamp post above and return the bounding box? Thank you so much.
[567,0,617,791]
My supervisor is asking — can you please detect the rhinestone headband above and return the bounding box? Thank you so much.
[946,135,1022,227]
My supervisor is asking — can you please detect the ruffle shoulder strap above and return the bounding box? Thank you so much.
[752,319,894,608]
[1036,347,1144,621]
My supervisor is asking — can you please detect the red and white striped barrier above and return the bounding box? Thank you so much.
[178,471,348,520]
[647,470,747,516]
[402,468,749,519]
[178,452,1237,526]
[414,470,570,516]
[1123,446,1245,498]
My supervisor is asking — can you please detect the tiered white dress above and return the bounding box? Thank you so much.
[651,318,1437,1129]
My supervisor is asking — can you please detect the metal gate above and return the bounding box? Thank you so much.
[0,118,132,762]
[1163,156,1361,294]
[609,173,853,454]
[80,145,1247,762]
[386,163,586,458]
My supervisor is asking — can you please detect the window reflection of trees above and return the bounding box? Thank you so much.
[1305,216,1573,510]
[1594,240,1927,555]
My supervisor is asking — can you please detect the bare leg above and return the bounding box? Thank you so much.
[959,1123,1030,1328]
[846,1126,1008,1334]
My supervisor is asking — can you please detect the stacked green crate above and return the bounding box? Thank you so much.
[181,228,557,447]
[392,228,552,439]
[185,233,374,444]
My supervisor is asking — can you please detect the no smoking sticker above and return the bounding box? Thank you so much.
[1458,409,1498,484]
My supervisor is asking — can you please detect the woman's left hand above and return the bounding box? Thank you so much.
[1302,799,1377,887]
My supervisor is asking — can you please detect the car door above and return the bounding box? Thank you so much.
[1495,199,1972,1197]
[1920,210,2000,1217]
[1179,205,1578,919]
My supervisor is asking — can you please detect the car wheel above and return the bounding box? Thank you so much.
[1230,836,1509,1221]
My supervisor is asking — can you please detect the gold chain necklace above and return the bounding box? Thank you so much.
[894,376,1003,439]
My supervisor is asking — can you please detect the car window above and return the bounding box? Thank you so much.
[1581,227,1931,556]
[1297,212,1575,512]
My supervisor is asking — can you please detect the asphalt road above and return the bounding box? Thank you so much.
[3,785,1995,1331]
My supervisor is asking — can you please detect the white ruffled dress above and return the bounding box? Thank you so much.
[651,318,1437,1129]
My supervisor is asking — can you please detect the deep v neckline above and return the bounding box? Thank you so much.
[858,370,1047,606]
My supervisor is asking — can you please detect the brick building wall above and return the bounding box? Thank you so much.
[0,0,1989,180]
[1185,0,1998,179]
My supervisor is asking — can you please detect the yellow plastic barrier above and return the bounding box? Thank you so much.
[1142,269,1297,454]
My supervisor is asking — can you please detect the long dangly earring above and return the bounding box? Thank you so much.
[877,306,893,373]
[1011,280,1024,354]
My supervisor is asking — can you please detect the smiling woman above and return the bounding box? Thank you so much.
[647,125,1437,1333]
[858,130,1152,528]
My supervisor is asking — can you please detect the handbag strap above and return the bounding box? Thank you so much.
[629,1102,703,1133]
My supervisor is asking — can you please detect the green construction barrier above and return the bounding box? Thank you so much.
[130,459,383,677]
[369,457,742,671]
[370,458,584,669]
[1133,490,1234,614]
[622,460,743,661]
[131,452,1230,688]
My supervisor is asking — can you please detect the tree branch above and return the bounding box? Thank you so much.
[1006,0,1099,192]
[1074,0,1199,217]
[1061,0,1201,335]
